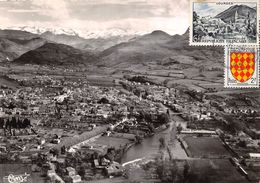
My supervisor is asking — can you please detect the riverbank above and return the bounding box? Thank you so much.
[120,107,189,165]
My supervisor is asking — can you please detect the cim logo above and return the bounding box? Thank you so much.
[3,173,32,183]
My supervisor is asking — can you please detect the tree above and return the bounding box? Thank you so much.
[98,97,109,104]
[177,124,183,134]
[147,123,155,133]
[159,137,166,150]
[135,135,143,144]
[61,145,66,154]
[183,161,190,182]
[105,147,116,161]
[193,11,199,22]
[78,166,85,178]
[155,159,165,180]
[155,159,179,183]
[158,113,170,124]
[50,148,59,157]
[237,140,247,148]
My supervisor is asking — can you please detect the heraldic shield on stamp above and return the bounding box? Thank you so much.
[190,0,259,46]
[225,46,259,88]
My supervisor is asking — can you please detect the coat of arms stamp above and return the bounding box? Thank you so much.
[190,0,259,46]
[225,45,259,88]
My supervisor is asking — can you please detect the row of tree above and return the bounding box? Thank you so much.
[0,117,34,136]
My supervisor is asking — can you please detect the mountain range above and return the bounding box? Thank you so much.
[0,28,138,62]
[0,24,225,79]
[8,28,223,74]
[40,31,136,52]
[7,26,142,39]
[98,29,223,69]
[3,4,253,65]
[215,5,257,23]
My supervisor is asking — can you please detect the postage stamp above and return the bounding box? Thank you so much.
[224,45,259,88]
[190,0,259,46]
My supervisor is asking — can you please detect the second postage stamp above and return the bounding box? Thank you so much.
[224,46,259,88]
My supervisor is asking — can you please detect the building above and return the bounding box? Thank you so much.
[245,153,260,168]
[66,167,76,176]
[69,175,82,183]
[105,162,124,176]
[248,153,260,160]
[47,169,56,177]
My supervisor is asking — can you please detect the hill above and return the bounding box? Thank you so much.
[40,31,90,48]
[98,29,223,69]
[74,35,137,52]
[13,43,97,66]
[99,30,172,66]
[0,29,38,41]
[0,28,134,62]
[0,29,47,62]
[7,26,138,52]
[215,5,256,23]
[0,38,21,62]
[39,31,135,52]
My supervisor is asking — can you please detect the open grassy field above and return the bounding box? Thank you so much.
[0,76,20,89]
[183,136,230,158]
[188,159,249,183]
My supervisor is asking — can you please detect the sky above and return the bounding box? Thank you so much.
[0,0,190,35]
[194,2,257,17]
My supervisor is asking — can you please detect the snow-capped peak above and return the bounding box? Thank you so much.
[7,26,79,36]
[77,28,143,39]
[6,26,145,39]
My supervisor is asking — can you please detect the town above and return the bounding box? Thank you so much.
[0,68,259,183]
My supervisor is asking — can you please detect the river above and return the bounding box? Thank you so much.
[121,113,188,164]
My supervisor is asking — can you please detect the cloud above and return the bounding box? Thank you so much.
[68,0,148,5]
[31,0,70,20]
[7,9,40,13]
[146,0,189,16]
[0,0,190,35]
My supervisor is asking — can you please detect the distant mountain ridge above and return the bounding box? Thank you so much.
[6,27,224,79]
[40,30,136,52]
[98,29,223,69]
[7,26,144,39]
[0,28,138,62]
[0,29,47,62]
[4,27,139,52]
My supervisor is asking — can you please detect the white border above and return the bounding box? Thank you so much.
[224,45,259,88]
[190,0,260,46]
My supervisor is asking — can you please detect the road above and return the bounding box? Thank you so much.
[54,125,109,150]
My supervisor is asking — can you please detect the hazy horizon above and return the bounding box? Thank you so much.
[0,0,189,36]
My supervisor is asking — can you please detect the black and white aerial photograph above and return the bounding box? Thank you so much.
[0,0,259,183]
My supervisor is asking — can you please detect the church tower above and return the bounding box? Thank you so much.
[247,12,251,29]
[234,10,238,23]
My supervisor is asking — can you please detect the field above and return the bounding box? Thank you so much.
[0,76,20,89]
[183,136,230,158]
[122,158,248,183]
[188,159,249,183]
